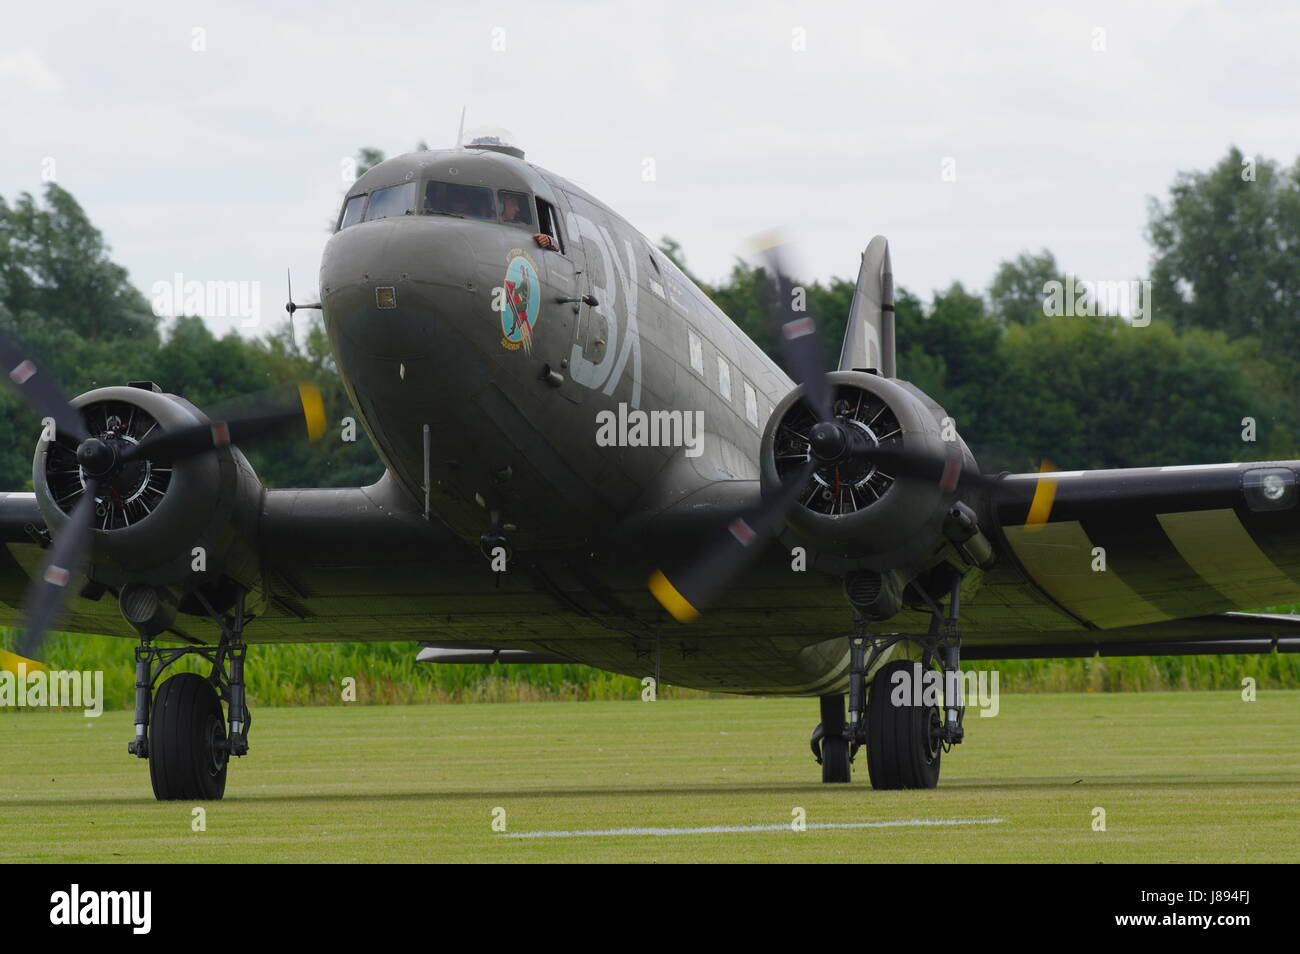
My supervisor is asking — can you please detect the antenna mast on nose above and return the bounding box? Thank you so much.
[285,268,321,317]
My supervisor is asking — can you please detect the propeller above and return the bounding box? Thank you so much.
[0,326,90,448]
[649,460,816,622]
[648,237,856,621]
[120,383,326,464]
[647,236,1023,622]
[4,477,99,669]
[0,326,326,668]
[754,235,833,425]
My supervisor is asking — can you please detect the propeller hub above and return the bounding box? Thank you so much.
[75,437,117,478]
[808,421,848,462]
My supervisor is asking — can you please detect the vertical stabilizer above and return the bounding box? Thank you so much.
[838,236,895,377]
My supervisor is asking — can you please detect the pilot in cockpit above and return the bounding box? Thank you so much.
[447,192,475,217]
[501,193,529,224]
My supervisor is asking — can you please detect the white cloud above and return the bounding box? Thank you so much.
[0,49,64,96]
[3,0,1300,331]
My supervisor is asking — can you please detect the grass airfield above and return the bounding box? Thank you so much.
[1,691,1297,863]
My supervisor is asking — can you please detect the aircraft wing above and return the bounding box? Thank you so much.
[988,461,1300,632]
[0,475,552,646]
[1,491,144,641]
[5,458,1297,657]
[961,611,1300,659]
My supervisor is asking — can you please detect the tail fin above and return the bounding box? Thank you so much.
[837,235,895,377]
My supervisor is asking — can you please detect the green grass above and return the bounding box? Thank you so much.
[1,691,1296,862]
[6,613,1299,711]
[0,629,708,707]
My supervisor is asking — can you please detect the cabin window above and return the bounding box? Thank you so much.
[423,181,495,220]
[536,198,564,252]
[498,191,534,227]
[364,182,417,221]
[717,356,731,402]
[688,330,703,376]
[743,381,759,427]
[338,194,366,231]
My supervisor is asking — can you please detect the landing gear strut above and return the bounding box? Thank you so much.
[814,576,967,789]
[127,589,251,800]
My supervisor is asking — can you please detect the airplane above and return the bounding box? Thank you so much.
[2,135,1298,800]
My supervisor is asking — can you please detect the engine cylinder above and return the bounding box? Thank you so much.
[759,370,973,574]
[32,385,264,595]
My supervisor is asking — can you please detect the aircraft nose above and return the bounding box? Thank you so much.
[319,218,484,361]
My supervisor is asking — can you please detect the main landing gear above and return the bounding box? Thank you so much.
[127,590,251,800]
[810,576,967,789]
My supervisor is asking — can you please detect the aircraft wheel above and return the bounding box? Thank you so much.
[818,693,851,783]
[821,735,852,783]
[149,672,228,801]
[866,660,941,790]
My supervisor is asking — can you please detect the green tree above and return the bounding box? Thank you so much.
[0,182,384,491]
[355,147,386,178]
[996,317,1285,470]
[0,184,158,343]
[1147,146,1300,355]
[988,249,1069,326]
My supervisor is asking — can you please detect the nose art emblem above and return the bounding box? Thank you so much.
[499,250,541,353]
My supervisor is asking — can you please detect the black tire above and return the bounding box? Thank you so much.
[866,660,941,790]
[821,735,852,783]
[149,672,228,801]
[819,694,851,783]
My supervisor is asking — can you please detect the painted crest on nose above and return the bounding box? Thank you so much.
[500,250,541,353]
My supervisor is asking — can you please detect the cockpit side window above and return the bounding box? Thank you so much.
[424,181,495,220]
[364,182,417,222]
[536,198,564,253]
[338,194,366,231]
[498,191,534,227]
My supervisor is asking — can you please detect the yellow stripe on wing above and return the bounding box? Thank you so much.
[1024,459,1059,532]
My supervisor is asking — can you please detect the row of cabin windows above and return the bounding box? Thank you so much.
[338,181,564,251]
[687,328,764,429]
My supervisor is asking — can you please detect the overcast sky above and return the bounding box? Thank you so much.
[3,0,1299,338]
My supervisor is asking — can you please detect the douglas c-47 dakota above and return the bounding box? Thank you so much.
[2,136,1298,799]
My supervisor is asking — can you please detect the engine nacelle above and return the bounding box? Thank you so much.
[759,370,976,577]
[32,384,265,613]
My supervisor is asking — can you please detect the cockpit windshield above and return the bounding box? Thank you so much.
[338,194,366,230]
[336,180,536,230]
[424,181,495,220]
[364,182,417,221]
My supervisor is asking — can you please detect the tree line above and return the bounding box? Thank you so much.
[0,144,1295,495]
[667,145,1300,472]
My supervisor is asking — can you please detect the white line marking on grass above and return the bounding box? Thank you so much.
[502,818,1007,839]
